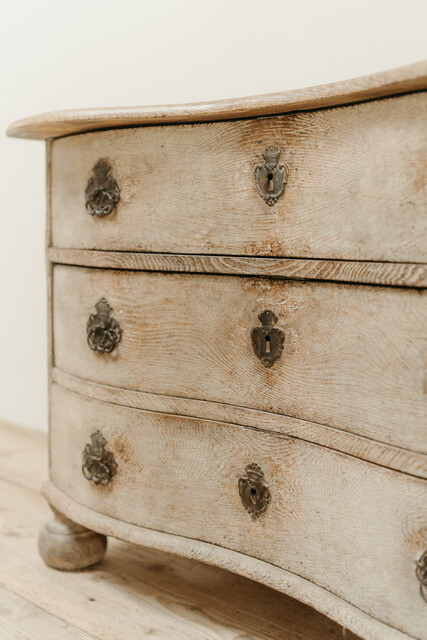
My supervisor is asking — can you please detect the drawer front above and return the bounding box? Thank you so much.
[53,266,427,453]
[50,92,427,263]
[53,266,427,454]
[50,384,427,639]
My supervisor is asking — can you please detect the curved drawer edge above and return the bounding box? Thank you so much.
[51,368,427,481]
[43,481,411,640]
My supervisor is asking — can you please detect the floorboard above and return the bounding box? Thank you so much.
[0,586,96,640]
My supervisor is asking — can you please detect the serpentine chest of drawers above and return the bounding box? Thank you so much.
[8,62,427,640]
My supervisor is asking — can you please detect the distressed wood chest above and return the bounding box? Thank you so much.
[8,61,427,640]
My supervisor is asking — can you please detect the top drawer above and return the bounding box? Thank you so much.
[51,92,427,262]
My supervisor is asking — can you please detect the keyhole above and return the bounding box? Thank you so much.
[250,487,257,503]
[265,335,271,354]
[267,173,274,192]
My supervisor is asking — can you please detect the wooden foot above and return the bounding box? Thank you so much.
[38,507,107,570]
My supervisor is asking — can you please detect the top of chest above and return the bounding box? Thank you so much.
[7,61,427,266]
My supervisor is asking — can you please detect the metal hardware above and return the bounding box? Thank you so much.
[82,430,117,486]
[85,159,120,217]
[238,463,271,519]
[254,145,288,205]
[87,298,122,354]
[416,551,427,603]
[251,310,285,367]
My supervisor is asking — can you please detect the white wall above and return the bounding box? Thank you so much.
[1,0,426,431]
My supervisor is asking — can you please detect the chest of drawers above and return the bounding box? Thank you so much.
[8,61,427,640]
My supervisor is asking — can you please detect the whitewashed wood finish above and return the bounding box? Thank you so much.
[51,367,427,481]
[8,62,427,640]
[45,482,405,640]
[0,421,361,640]
[48,248,427,288]
[7,60,427,139]
[53,266,427,454]
[38,507,107,570]
[49,384,427,640]
[49,92,427,263]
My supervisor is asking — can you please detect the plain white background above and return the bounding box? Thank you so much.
[1,0,426,431]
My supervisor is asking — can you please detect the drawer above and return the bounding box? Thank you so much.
[50,383,427,640]
[50,92,427,263]
[52,266,427,454]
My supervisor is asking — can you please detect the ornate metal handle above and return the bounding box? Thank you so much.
[251,310,285,367]
[238,463,271,519]
[416,551,427,603]
[254,145,288,205]
[82,430,117,485]
[85,159,120,217]
[87,298,122,354]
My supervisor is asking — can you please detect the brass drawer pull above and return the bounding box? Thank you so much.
[238,463,271,519]
[416,551,427,603]
[251,310,285,367]
[85,159,120,217]
[87,298,122,354]
[82,430,117,486]
[255,145,288,206]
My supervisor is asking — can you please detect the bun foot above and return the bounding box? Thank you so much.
[38,507,107,570]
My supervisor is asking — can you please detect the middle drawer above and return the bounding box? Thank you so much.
[53,265,427,454]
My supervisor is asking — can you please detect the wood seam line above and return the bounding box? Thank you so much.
[47,249,427,288]
[50,373,427,482]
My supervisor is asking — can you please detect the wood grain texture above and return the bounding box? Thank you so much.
[0,420,361,640]
[53,266,427,454]
[51,367,427,481]
[48,248,427,288]
[0,587,96,640]
[49,384,427,640]
[7,60,427,139]
[45,483,401,640]
[49,92,427,263]
[38,508,107,571]
[46,140,54,417]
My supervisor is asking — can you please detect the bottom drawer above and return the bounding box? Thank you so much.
[50,383,427,639]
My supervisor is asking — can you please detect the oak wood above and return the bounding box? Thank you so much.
[49,384,427,640]
[7,60,427,139]
[53,266,427,454]
[47,482,403,640]
[38,508,107,571]
[7,61,427,640]
[0,420,360,640]
[49,247,427,288]
[51,367,427,481]
[46,140,53,373]
[50,92,427,263]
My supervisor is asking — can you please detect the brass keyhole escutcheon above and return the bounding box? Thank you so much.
[238,463,271,519]
[254,145,288,206]
[251,310,285,367]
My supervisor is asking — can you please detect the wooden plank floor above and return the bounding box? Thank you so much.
[0,420,359,639]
